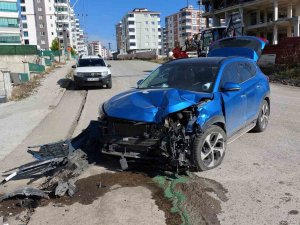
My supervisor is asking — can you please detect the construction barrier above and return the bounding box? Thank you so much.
[29,63,45,73]
[0,45,38,55]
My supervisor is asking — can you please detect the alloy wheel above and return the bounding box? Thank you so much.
[200,132,225,168]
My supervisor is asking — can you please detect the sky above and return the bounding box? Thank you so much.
[71,0,201,51]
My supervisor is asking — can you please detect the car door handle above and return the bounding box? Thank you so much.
[241,94,246,98]
[256,84,262,88]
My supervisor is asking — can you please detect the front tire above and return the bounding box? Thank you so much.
[106,79,112,89]
[193,125,227,171]
[253,100,270,132]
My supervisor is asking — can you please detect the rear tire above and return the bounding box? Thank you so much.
[253,100,270,132]
[106,79,112,89]
[193,125,227,171]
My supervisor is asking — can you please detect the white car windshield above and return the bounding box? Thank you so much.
[138,63,219,93]
[78,59,105,67]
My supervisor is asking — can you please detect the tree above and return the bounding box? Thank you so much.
[50,38,60,51]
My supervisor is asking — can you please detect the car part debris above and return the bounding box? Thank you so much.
[16,209,32,224]
[0,187,49,202]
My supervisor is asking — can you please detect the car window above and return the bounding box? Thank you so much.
[138,63,219,93]
[220,62,240,88]
[239,62,256,83]
[78,58,105,67]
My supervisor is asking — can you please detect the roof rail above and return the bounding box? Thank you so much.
[97,54,102,58]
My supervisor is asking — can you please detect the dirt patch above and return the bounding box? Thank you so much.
[262,65,300,87]
[39,172,182,225]
[176,174,228,225]
[10,74,45,101]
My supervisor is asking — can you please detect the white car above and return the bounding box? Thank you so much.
[73,55,112,89]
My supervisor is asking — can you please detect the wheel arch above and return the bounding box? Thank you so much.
[201,116,226,134]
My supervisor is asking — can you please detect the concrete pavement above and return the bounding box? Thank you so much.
[0,60,75,160]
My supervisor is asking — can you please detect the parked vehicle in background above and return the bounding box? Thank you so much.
[97,36,270,171]
[73,55,112,89]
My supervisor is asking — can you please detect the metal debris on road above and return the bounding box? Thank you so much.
[0,187,49,202]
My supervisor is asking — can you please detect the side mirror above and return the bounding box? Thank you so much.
[137,79,144,86]
[72,65,77,68]
[222,82,241,92]
[107,64,111,68]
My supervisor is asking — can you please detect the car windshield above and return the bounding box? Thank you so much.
[138,63,219,93]
[78,58,105,67]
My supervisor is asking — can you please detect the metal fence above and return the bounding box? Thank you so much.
[0,45,38,55]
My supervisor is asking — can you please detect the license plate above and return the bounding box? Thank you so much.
[87,78,99,81]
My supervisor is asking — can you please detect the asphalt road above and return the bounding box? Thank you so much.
[1,60,299,225]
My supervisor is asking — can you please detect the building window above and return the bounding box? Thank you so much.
[129,35,135,39]
[20,0,25,3]
[128,28,135,32]
[128,21,134,25]
[23,23,28,28]
[0,2,18,12]
[40,32,45,36]
[21,6,26,12]
[145,21,148,25]
[144,14,148,17]
[0,18,19,28]
[50,15,52,19]
[51,32,54,35]
[130,42,136,46]
[37,7,42,12]
[151,21,155,25]
[23,31,28,37]
[38,16,43,20]
[40,24,44,28]
[37,0,40,2]
[25,39,29,45]
[145,28,149,31]
[128,14,134,17]
[41,40,45,44]
[49,7,51,11]
[145,42,149,46]
[21,15,27,20]
[152,28,155,32]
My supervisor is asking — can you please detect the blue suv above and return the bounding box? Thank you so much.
[98,36,270,171]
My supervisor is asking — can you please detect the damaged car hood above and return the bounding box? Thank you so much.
[103,88,213,123]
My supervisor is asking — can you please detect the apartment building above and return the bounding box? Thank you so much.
[76,27,87,55]
[165,5,207,50]
[0,0,20,44]
[20,0,81,50]
[120,8,162,53]
[88,41,102,56]
[161,27,168,55]
[202,0,300,44]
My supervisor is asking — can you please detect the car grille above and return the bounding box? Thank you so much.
[107,119,149,137]
[83,72,102,77]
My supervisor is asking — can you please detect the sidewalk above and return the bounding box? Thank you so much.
[0,60,75,160]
